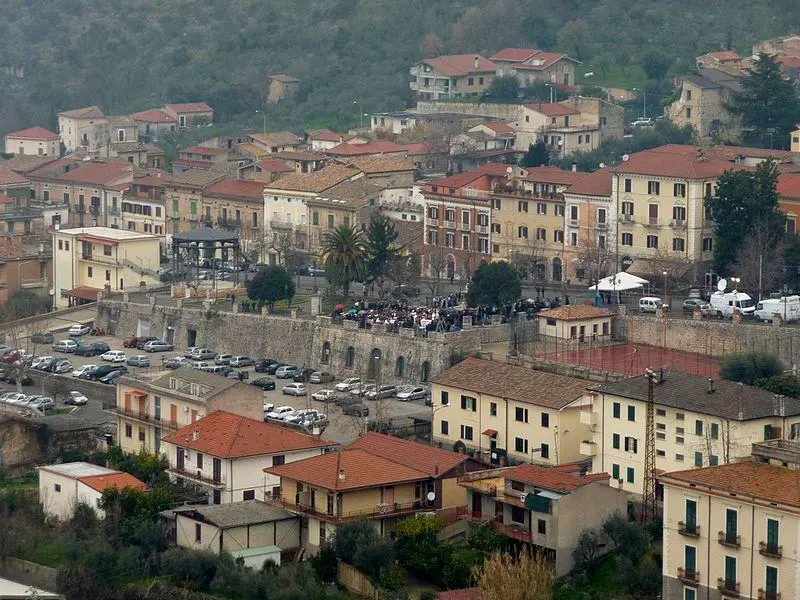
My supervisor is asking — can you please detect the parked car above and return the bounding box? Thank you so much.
[282,382,307,396]
[335,377,361,392]
[263,402,274,413]
[54,360,73,374]
[265,362,286,375]
[275,365,298,379]
[86,365,127,381]
[639,297,663,313]
[249,262,268,273]
[293,368,314,383]
[365,385,398,400]
[127,355,151,367]
[123,336,156,348]
[343,403,369,417]
[68,324,90,336]
[229,356,254,368]
[74,342,110,357]
[215,354,234,365]
[284,408,317,423]
[352,383,377,397]
[53,340,78,353]
[192,361,212,370]
[184,346,199,358]
[99,370,125,385]
[254,359,277,373]
[334,394,361,407]
[309,371,335,384]
[683,298,706,313]
[73,365,99,379]
[1,393,27,404]
[31,356,53,369]
[311,389,336,402]
[26,396,55,411]
[226,370,249,380]
[265,405,294,420]
[37,358,57,372]
[30,332,54,345]
[101,350,126,363]
[396,385,429,401]
[143,340,173,352]
[65,391,88,406]
[190,348,217,361]
[217,366,235,377]
[251,377,276,391]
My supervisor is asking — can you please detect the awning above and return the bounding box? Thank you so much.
[79,236,116,246]
[482,428,498,437]
[67,286,102,301]
[129,390,148,397]
[588,271,649,292]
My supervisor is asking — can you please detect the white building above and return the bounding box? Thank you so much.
[38,462,148,520]
[4,126,60,157]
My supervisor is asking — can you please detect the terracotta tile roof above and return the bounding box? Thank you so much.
[779,173,800,199]
[236,143,267,157]
[308,129,351,142]
[274,151,328,161]
[165,169,225,189]
[325,140,406,157]
[428,163,511,190]
[660,461,800,509]
[563,167,612,197]
[503,463,610,493]
[431,358,589,409]
[249,131,303,147]
[614,144,749,179]
[420,54,497,76]
[538,305,612,321]
[491,48,542,62]
[525,103,580,117]
[162,411,334,459]
[255,158,293,173]
[78,472,149,493]
[516,52,571,70]
[24,155,83,178]
[181,145,227,156]
[0,165,30,187]
[522,166,588,186]
[264,164,360,193]
[6,126,59,140]
[708,144,793,161]
[107,115,136,127]
[399,142,443,155]
[265,447,428,491]
[340,155,414,174]
[55,162,132,186]
[165,102,213,114]
[59,105,104,119]
[131,175,167,187]
[130,108,176,123]
[596,370,800,420]
[205,178,266,200]
[702,51,742,61]
[307,179,380,208]
[482,122,515,134]
[174,158,214,169]
[348,432,469,477]
[0,155,57,173]
[779,56,800,68]
[437,589,482,600]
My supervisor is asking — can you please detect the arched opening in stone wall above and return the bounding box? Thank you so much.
[345,346,355,368]
[321,341,331,364]
[368,347,382,380]
[421,360,431,382]
[395,356,405,377]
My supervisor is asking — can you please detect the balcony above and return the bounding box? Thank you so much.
[568,219,580,227]
[678,521,700,537]
[217,217,243,230]
[427,218,439,227]
[579,411,597,426]
[718,531,741,548]
[579,441,598,456]
[168,465,226,488]
[717,578,740,597]
[759,541,782,558]
[646,217,659,227]
[671,219,687,229]
[115,407,150,422]
[269,219,294,230]
[622,214,634,222]
[270,496,428,523]
[596,221,608,230]
[109,406,179,430]
[443,220,456,229]
[677,567,700,586]
[758,590,781,600]
[475,225,489,234]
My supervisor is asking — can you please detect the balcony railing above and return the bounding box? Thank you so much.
[758,590,781,600]
[443,220,456,229]
[677,567,700,585]
[269,496,428,523]
[115,407,150,422]
[107,406,179,430]
[168,465,226,488]
[718,531,741,548]
[759,541,782,558]
[622,214,634,222]
[427,218,439,226]
[717,578,740,597]
[269,219,294,230]
[647,217,659,226]
[672,219,687,229]
[678,521,700,537]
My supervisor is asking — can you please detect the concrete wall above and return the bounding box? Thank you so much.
[0,558,60,596]
[414,101,525,122]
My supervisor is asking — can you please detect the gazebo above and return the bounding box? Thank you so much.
[171,229,241,281]
[589,272,649,304]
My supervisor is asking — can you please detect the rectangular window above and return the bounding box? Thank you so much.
[612,402,621,419]
[626,467,634,483]
[327,214,335,228]
[511,505,525,524]
[195,523,202,542]
[624,179,632,193]
[684,544,696,571]
[440,420,449,435]
[674,183,686,197]
[537,202,547,215]
[514,437,528,454]
[648,181,660,195]
[612,433,620,449]
[518,201,528,213]
[88,266,93,278]
[685,498,697,527]
[647,234,659,249]
[460,425,473,440]
[611,464,619,479]
[125,424,132,438]
[621,201,634,216]
[196,453,203,469]
[515,407,529,423]
[726,508,738,537]
[765,565,778,595]
[460,395,476,411]
[518,226,528,239]
[627,405,636,421]
[540,443,549,459]
[54,483,61,493]
[703,237,713,252]
[621,232,633,246]
[694,452,703,467]
[490,402,497,416]
[676,453,684,461]
[537,519,546,535]
[710,423,719,439]
[673,237,685,251]
[695,420,703,436]
[724,556,737,587]
[541,413,549,427]
[441,391,449,405]
[272,455,285,466]
[709,455,718,465]
[554,230,564,243]
[243,490,255,501]
[767,517,779,548]
[624,436,638,453]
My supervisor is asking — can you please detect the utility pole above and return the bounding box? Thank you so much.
[642,368,658,523]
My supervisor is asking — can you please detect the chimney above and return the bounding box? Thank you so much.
[338,469,346,482]
[434,462,439,476]
[571,162,577,172]
[707,378,715,394]
[192,430,200,441]
[474,56,480,70]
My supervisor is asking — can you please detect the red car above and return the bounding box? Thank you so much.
[123,336,156,349]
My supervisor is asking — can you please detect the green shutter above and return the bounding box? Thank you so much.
[767,519,779,546]
[766,565,778,594]
[726,509,738,536]
[724,556,736,583]
[685,499,697,527]
[684,545,696,571]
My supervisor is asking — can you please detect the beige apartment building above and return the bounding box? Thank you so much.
[52,226,161,308]
[583,371,800,497]
[430,358,592,466]
[661,459,798,600]
[57,105,106,152]
[122,176,167,242]
[115,367,264,455]
[4,126,60,157]
[409,54,497,101]
[163,170,225,235]
[537,305,613,340]
[666,69,743,141]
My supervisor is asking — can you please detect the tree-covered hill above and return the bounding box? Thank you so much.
[1,0,799,135]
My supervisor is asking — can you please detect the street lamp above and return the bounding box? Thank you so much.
[353,100,364,129]
[731,276,741,292]
[662,270,668,310]
[255,109,266,135]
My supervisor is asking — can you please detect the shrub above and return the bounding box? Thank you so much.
[721,352,783,385]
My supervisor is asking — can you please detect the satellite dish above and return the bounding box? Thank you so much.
[622,154,630,162]
[506,166,513,174]
[717,278,727,292]
[557,139,563,146]
[599,162,606,168]
[426,491,436,502]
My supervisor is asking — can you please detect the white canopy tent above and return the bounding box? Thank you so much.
[589,272,650,293]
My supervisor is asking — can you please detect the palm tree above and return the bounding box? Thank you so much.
[320,224,367,301]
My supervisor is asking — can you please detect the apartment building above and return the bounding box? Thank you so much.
[173,146,229,174]
[430,358,592,466]
[247,132,303,155]
[666,69,743,141]
[52,226,161,308]
[491,47,578,86]
[57,105,106,152]
[0,235,52,305]
[122,176,166,239]
[115,367,264,455]
[4,126,60,157]
[409,54,497,101]
[0,164,43,234]
[583,370,800,497]
[201,179,265,251]
[163,170,225,235]
[460,463,625,576]
[163,103,214,129]
[162,410,334,505]
[305,180,380,253]
[661,459,798,600]
[129,108,177,142]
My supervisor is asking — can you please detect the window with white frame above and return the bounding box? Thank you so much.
[622,232,633,246]
[536,228,546,241]
[673,237,685,251]
[518,226,529,239]
[647,234,659,249]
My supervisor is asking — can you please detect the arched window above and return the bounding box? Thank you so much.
[395,356,405,377]
[345,346,355,368]
[368,348,382,379]
[421,361,431,382]
[552,257,563,282]
[321,341,331,364]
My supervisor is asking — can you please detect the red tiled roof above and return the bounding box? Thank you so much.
[55,162,132,186]
[165,102,213,113]
[614,144,749,179]
[265,447,428,491]
[778,173,800,200]
[68,286,103,301]
[162,411,334,459]
[428,163,511,189]
[0,194,14,203]
[708,144,792,161]
[59,106,104,119]
[0,165,30,187]
[503,463,610,493]
[482,122,515,134]
[420,54,497,76]
[309,129,351,142]
[490,48,541,62]
[131,175,167,187]
[779,56,800,68]
[181,146,226,156]
[539,305,612,321]
[399,142,439,155]
[325,140,406,157]
[348,432,469,477]
[174,159,214,169]
[130,109,176,123]
[256,158,294,173]
[659,461,800,509]
[25,155,83,178]
[522,166,587,186]
[78,472,149,493]
[6,126,59,140]
[525,103,580,117]
[206,178,266,200]
[562,167,613,197]
[493,49,570,70]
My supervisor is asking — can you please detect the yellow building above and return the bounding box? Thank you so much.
[583,371,800,497]
[114,367,264,455]
[661,459,799,600]
[52,226,161,308]
[57,105,106,152]
[537,305,613,340]
[792,127,800,153]
[430,357,592,466]
[306,180,379,252]
[163,170,225,235]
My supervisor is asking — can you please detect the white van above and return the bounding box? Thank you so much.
[754,296,800,322]
[709,291,755,318]
[638,297,663,313]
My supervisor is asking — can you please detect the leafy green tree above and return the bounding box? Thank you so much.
[726,53,800,148]
[601,513,650,561]
[721,352,783,385]
[320,224,367,300]
[330,519,380,565]
[466,261,521,307]
[521,141,549,168]
[467,524,505,555]
[160,547,219,591]
[571,528,602,573]
[395,515,444,579]
[246,265,295,309]
[757,373,800,397]
[641,51,671,80]
[483,75,520,101]
[708,159,785,275]
[366,216,402,296]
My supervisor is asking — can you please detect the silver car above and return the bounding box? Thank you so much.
[396,385,429,401]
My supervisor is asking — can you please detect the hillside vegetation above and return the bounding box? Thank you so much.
[1,0,799,135]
